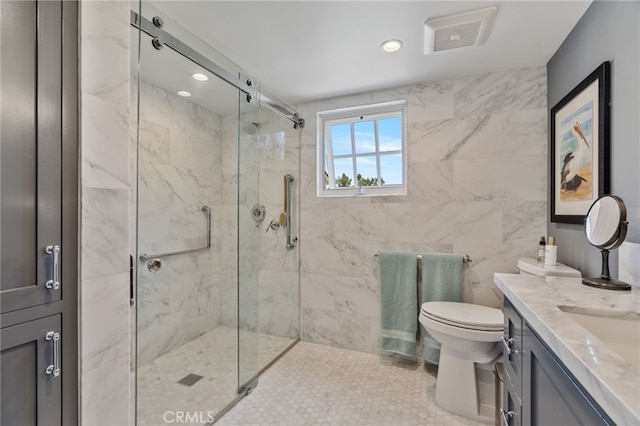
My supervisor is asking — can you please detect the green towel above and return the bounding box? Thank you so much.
[380,251,418,357]
[421,253,464,364]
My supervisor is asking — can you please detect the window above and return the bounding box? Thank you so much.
[317,100,407,197]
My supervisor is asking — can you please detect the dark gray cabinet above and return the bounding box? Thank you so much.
[1,315,62,426]
[500,298,614,426]
[0,0,78,424]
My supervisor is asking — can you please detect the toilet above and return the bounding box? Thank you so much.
[516,257,582,278]
[419,301,503,423]
[419,258,581,423]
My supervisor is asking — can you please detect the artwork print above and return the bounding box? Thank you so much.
[559,101,593,201]
[550,61,610,224]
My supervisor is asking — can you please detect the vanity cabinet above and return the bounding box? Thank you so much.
[500,298,614,426]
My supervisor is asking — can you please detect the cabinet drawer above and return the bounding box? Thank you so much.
[501,372,522,426]
[503,298,523,391]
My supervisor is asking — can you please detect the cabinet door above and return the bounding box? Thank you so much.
[0,0,62,313]
[522,324,613,425]
[503,298,523,392]
[501,370,522,426]
[1,315,62,426]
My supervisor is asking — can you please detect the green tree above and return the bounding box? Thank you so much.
[336,173,352,187]
[357,174,384,186]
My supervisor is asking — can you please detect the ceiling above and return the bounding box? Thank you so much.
[139,1,591,114]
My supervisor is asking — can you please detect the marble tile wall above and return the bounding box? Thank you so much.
[295,67,548,353]
[619,242,640,288]
[133,80,223,367]
[79,1,131,424]
[255,112,300,338]
[219,108,301,341]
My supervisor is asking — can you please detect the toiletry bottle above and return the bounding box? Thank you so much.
[545,236,557,266]
[537,236,546,262]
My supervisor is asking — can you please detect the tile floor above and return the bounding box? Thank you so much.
[136,326,295,426]
[217,341,484,426]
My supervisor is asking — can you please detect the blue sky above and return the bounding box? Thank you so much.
[329,117,402,185]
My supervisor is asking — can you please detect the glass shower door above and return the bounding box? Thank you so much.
[132,3,259,423]
[255,105,301,369]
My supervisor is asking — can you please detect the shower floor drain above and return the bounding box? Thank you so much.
[177,373,204,387]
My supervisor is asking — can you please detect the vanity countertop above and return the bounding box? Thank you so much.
[494,273,640,425]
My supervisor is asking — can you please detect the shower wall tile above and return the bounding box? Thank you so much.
[81,272,130,373]
[81,354,131,426]
[79,0,130,104]
[297,66,548,353]
[81,93,130,189]
[81,188,130,280]
[134,80,224,366]
[79,0,131,423]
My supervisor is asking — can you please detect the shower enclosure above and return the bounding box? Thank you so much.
[130,2,301,423]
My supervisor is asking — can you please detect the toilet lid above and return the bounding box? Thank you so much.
[421,301,503,331]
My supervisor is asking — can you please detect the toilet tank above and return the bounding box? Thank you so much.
[516,258,582,278]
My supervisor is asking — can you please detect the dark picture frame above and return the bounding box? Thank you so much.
[550,61,611,224]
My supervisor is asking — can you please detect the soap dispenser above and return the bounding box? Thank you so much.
[537,236,546,262]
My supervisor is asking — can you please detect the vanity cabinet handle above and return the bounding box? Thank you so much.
[501,336,518,355]
[44,245,61,290]
[45,331,61,377]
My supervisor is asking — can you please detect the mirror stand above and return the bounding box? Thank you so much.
[582,249,632,291]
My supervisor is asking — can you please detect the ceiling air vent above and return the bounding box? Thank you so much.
[424,6,497,54]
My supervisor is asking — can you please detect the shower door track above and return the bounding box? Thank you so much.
[130,11,304,128]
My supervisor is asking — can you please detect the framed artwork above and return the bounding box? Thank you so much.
[550,61,611,224]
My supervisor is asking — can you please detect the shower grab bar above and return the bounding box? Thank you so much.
[285,174,296,250]
[139,206,211,261]
[374,252,472,264]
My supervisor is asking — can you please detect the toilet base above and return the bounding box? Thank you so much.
[434,344,502,424]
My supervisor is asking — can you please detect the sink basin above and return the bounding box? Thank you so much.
[558,305,640,369]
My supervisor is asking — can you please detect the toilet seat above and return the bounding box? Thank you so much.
[420,301,503,331]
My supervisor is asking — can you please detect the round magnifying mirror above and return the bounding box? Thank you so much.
[582,195,631,291]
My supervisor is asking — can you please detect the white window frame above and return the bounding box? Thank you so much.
[317,100,407,197]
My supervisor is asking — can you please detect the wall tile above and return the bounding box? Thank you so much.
[81,93,130,189]
[81,355,130,426]
[134,80,224,364]
[453,156,547,202]
[81,272,130,373]
[301,308,374,353]
[81,188,129,280]
[298,67,548,353]
[453,66,547,117]
[619,242,640,288]
[80,0,130,103]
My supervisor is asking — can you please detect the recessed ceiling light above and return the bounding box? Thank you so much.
[177,90,191,97]
[192,73,208,81]
[381,39,403,53]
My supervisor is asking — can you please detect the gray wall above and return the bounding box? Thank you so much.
[547,0,639,278]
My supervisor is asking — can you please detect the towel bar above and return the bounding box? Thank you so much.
[374,252,472,264]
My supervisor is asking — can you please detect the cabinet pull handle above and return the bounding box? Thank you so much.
[501,336,517,355]
[45,245,61,290]
[45,331,61,377]
[500,408,515,425]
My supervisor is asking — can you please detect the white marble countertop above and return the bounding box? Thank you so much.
[493,273,640,425]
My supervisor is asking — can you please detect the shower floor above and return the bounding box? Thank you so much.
[217,341,483,426]
[136,326,295,426]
